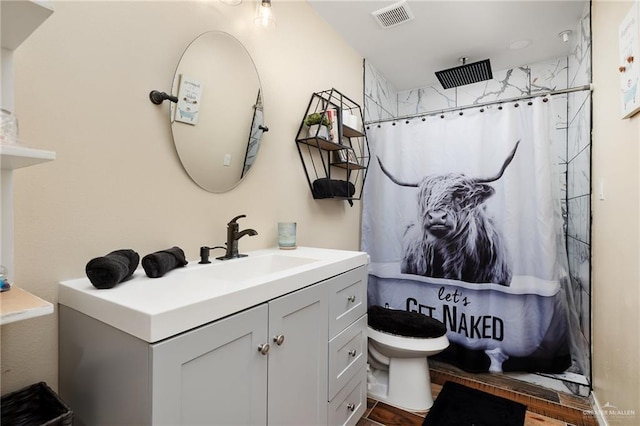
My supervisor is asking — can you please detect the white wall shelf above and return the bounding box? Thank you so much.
[1,145,56,325]
[1,0,54,50]
[2,0,54,112]
[0,287,54,325]
[1,0,55,326]
[1,144,56,170]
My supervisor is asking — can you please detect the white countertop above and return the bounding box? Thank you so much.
[59,247,368,343]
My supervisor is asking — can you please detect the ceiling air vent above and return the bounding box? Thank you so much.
[372,0,415,29]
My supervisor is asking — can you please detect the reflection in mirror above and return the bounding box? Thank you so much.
[170,31,265,192]
[243,91,264,178]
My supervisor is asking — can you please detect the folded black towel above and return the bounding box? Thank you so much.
[312,178,356,206]
[86,249,140,289]
[368,305,447,338]
[142,246,188,278]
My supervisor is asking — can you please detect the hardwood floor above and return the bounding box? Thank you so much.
[358,361,597,426]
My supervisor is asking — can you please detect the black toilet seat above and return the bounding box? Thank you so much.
[368,305,447,338]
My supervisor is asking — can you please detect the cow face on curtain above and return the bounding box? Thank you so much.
[377,141,520,286]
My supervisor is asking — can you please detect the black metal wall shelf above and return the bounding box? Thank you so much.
[295,89,370,203]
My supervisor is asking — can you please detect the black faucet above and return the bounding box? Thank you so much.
[216,215,258,260]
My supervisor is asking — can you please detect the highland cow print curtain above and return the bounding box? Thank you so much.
[362,97,585,374]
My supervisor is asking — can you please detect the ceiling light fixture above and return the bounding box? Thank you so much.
[219,0,242,5]
[508,39,531,50]
[559,30,572,43]
[254,0,276,29]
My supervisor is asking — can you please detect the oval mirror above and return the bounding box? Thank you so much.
[170,31,265,192]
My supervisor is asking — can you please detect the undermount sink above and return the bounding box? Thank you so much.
[207,253,318,281]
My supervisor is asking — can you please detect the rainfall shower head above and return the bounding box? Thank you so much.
[435,58,493,89]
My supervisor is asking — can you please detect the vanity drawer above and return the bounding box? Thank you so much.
[329,266,367,338]
[328,314,367,400]
[328,364,367,426]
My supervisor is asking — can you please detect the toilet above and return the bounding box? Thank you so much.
[367,306,449,411]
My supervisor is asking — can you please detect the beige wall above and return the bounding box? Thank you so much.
[2,1,363,393]
[592,1,640,423]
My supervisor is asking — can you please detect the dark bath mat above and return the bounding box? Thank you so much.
[423,381,527,426]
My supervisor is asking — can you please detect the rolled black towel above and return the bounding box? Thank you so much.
[142,246,188,278]
[86,249,140,289]
[368,305,447,338]
[312,178,356,206]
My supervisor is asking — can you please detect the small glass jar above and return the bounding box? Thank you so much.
[0,109,20,145]
[0,265,11,292]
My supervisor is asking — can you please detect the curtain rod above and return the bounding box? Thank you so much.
[364,84,593,125]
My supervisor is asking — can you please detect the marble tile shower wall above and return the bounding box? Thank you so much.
[394,59,572,117]
[365,56,574,120]
[363,2,592,379]
[566,2,591,378]
[364,62,397,122]
[364,56,572,122]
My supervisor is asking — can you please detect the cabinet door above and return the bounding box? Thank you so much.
[151,304,268,425]
[268,283,328,425]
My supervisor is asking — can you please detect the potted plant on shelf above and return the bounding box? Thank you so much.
[305,112,331,140]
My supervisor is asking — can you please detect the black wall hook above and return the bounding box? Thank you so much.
[259,125,269,132]
[149,90,178,105]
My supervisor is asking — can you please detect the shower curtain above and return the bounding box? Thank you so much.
[362,97,585,374]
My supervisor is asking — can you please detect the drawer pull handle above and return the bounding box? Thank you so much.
[273,334,285,346]
[347,295,356,303]
[258,343,270,355]
[348,349,357,357]
[347,403,355,412]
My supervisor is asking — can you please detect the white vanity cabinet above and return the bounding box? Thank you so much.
[59,255,367,426]
[153,279,328,425]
